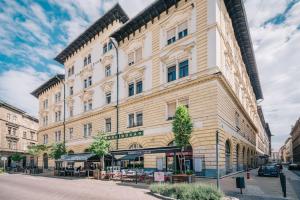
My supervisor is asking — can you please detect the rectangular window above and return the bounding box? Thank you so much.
[135,47,142,63]
[128,113,135,128]
[84,123,92,137]
[88,76,92,86]
[105,65,111,77]
[7,127,11,135]
[106,92,111,104]
[167,102,176,120]
[88,99,93,110]
[103,43,107,54]
[69,86,73,95]
[105,118,111,132]
[167,66,176,82]
[235,112,240,130]
[136,112,143,126]
[23,131,26,139]
[43,99,48,109]
[128,52,134,66]
[71,66,74,75]
[136,80,143,94]
[87,54,91,64]
[108,41,113,50]
[179,60,189,78]
[55,92,61,103]
[43,134,48,144]
[69,128,73,140]
[69,107,73,117]
[68,68,71,77]
[84,79,88,88]
[178,21,188,39]
[167,28,176,45]
[31,132,34,140]
[84,102,87,112]
[128,83,134,97]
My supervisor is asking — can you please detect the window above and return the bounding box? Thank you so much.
[69,128,73,140]
[235,112,240,130]
[43,115,48,126]
[135,47,142,63]
[55,111,61,122]
[128,113,135,128]
[84,123,92,137]
[167,28,176,45]
[167,102,176,120]
[105,118,111,132]
[128,83,134,97]
[23,131,27,139]
[88,99,93,110]
[84,79,88,88]
[31,132,34,140]
[128,52,134,66]
[84,57,87,66]
[167,66,176,82]
[55,92,61,103]
[106,92,111,104]
[7,127,11,135]
[43,134,48,144]
[87,54,91,64]
[12,128,16,135]
[69,107,73,117]
[103,43,108,54]
[108,41,113,51]
[68,65,74,77]
[179,60,189,78]
[84,100,92,112]
[178,98,189,108]
[136,80,143,94]
[178,21,188,39]
[88,76,92,86]
[7,113,10,121]
[55,131,61,142]
[83,77,92,88]
[136,112,143,126]
[43,99,48,109]
[69,86,73,95]
[105,65,111,77]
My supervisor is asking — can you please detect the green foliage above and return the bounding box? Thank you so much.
[49,143,66,160]
[27,144,48,157]
[150,183,223,200]
[172,105,193,149]
[0,167,4,173]
[11,153,23,162]
[89,133,110,158]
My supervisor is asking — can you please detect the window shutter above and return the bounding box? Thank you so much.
[128,52,134,65]
[178,21,188,33]
[167,28,176,40]
[135,47,142,62]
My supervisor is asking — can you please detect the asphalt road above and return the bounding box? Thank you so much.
[0,174,158,200]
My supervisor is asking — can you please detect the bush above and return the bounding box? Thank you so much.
[150,183,223,200]
[0,168,4,173]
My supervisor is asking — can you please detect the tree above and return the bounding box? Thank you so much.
[49,143,66,160]
[172,105,193,174]
[11,153,24,166]
[27,144,47,168]
[89,133,110,176]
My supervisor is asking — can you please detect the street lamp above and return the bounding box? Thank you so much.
[109,37,119,150]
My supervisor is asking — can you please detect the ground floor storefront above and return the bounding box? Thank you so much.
[0,151,36,170]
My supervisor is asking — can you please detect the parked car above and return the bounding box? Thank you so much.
[258,164,279,177]
[288,163,300,170]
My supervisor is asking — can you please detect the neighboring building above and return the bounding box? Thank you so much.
[271,151,280,163]
[291,118,300,163]
[32,0,270,177]
[284,137,293,163]
[0,100,38,168]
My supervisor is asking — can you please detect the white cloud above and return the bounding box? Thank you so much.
[0,67,50,116]
[48,64,64,74]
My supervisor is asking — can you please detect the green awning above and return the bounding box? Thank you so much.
[118,154,142,161]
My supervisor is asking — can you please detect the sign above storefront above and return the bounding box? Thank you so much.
[105,130,143,141]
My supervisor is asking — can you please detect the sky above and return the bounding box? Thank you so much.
[0,0,299,151]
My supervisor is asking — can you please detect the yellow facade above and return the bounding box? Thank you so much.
[33,0,269,177]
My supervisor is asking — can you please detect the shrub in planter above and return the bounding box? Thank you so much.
[150,183,223,200]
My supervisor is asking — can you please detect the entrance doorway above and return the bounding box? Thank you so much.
[225,140,231,174]
[43,153,48,169]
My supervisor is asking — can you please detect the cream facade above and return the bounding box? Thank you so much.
[0,100,38,168]
[33,0,270,177]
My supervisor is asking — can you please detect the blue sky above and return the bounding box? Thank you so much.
[0,0,299,150]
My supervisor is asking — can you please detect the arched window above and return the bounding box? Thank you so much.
[225,140,231,174]
[236,144,240,171]
[129,143,143,149]
[84,148,90,153]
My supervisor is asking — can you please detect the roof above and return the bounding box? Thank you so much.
[31,74,64,98]
[111,0,263,100]
[60,153,98,162]
[54,3,129,64]
[0,99,38,122]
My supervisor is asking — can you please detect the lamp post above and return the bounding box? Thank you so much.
[109,37,119,150]
[216,130,220,189]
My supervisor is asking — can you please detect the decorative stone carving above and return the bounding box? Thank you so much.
[100,80,114,93]
[79,90,94,102]
[122,65,146,83]
[160,41,195,64]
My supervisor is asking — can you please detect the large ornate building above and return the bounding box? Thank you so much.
[0,100,38,168]
[32,0,270,177]
[291,118,300,163]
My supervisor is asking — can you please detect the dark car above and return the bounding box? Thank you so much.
[288,164,300,170]
[258,164,279,177]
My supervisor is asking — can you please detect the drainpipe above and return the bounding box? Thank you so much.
[110,37,119,150]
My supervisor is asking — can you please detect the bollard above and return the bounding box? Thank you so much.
[279,172,287,198]
[246,171,250,179]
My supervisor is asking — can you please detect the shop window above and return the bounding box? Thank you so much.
[179,60,189,78]
[106,92,111,104]
[136,80,143,94]
[167,28,176,45]
[128,83,135,97]
[105,118,111,132]
[167,66,176,82]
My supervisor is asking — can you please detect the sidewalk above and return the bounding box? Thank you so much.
[195,169,298,200]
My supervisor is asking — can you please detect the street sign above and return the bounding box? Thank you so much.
[1,157,7,161]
